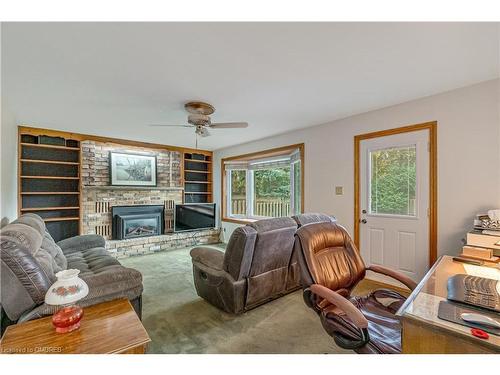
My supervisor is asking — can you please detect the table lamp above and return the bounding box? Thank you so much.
[44,269,89,333]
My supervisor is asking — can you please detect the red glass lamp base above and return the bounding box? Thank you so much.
[52,305,84,334]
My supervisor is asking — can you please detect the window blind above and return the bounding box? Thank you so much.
[224,148,299,171]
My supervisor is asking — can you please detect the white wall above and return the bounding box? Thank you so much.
[213,79,500,258]
[0,97,17,225]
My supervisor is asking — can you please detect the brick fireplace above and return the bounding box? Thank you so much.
[80,140,220,258]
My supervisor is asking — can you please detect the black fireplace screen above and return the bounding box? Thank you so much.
[112,205,165,240]
[120,214,161,239]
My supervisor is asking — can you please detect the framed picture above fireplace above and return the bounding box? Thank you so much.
[109,152,157,186]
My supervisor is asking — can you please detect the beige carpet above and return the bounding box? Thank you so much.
[121,245,380,354]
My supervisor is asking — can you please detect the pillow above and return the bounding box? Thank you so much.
[41,230,67,272]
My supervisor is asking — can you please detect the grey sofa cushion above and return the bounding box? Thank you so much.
[41,231,67,272]
[57,234,107,255]
[292,213,336,227]
[248,216,297,233]
[66,247,121,276]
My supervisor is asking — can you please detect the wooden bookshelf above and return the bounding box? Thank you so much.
[183,151,213,203]
[19,131,81,241]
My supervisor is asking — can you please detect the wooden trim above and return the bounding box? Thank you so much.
[183,159,212,164]
[354,121,438,267]
[19,125,212,155]
[43,217,80,222]
[78,141,83,235]
[221,217,257,225]
[20,159,80,165]
[185,169,212,173]
[17,131,22,217]
[222,142,305,162]
[20,176,79,180]
[21,206,80,211]
[21,192,80,195]
[20,142,80,151]
[221,143,305,222]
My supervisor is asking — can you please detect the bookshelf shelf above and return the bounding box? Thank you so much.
[21,176,80,180]
[20,159,80,165]
[20,143,80,151]
[21,206,80,211]
[43,217,80,222]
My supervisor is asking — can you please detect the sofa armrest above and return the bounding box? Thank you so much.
[57,234,106,255]
[190,246,224,270]
[80,265,143,299]
[18,265,143,323]
[367,265,417,291]
[310,284,368,329]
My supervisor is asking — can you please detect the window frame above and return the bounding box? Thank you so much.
[222,144,305,224]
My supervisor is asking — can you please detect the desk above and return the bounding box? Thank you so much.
[0,299,150,354]
[397,255,500,353]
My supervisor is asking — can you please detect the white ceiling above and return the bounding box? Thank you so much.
[2,22,499,150]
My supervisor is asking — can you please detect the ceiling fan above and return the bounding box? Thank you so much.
[150,101,248,138]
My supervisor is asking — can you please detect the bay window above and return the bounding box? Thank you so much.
[222,144,304,222]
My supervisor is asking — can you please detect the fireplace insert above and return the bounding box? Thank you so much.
[112,205,165,240]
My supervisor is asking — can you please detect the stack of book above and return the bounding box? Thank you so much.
[461,214,500,262]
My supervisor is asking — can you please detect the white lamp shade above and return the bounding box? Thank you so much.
[44,269,89,305]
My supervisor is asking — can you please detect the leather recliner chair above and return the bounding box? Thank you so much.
[190,217,300,314]
[294,221,417,354]
[292,213,336,228]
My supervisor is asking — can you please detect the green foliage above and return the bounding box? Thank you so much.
[254,167,290,199]
[370,147,416,216]
[230,170,246,195]
[231,167,291,200]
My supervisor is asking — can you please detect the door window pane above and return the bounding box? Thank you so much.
[253,167,291,217]
[370,145,417,216]
[230,170,246,215]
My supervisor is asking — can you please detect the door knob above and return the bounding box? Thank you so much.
[361,219,367,224]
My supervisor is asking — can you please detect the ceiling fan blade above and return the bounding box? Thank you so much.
[149,124,193,127]
[210,122,248,129]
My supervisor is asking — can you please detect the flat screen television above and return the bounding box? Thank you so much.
[174,203,216,232]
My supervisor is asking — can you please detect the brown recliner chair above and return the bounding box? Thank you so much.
[190,217,299,314]
[294,221,417,354]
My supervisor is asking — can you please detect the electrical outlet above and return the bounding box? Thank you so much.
[335,186,344,195]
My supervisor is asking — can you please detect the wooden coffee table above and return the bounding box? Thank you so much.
[0,299,150,354]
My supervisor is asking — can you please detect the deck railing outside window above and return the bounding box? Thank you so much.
[231,197,291,218]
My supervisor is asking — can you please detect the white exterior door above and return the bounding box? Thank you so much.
[360,130,429,283]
